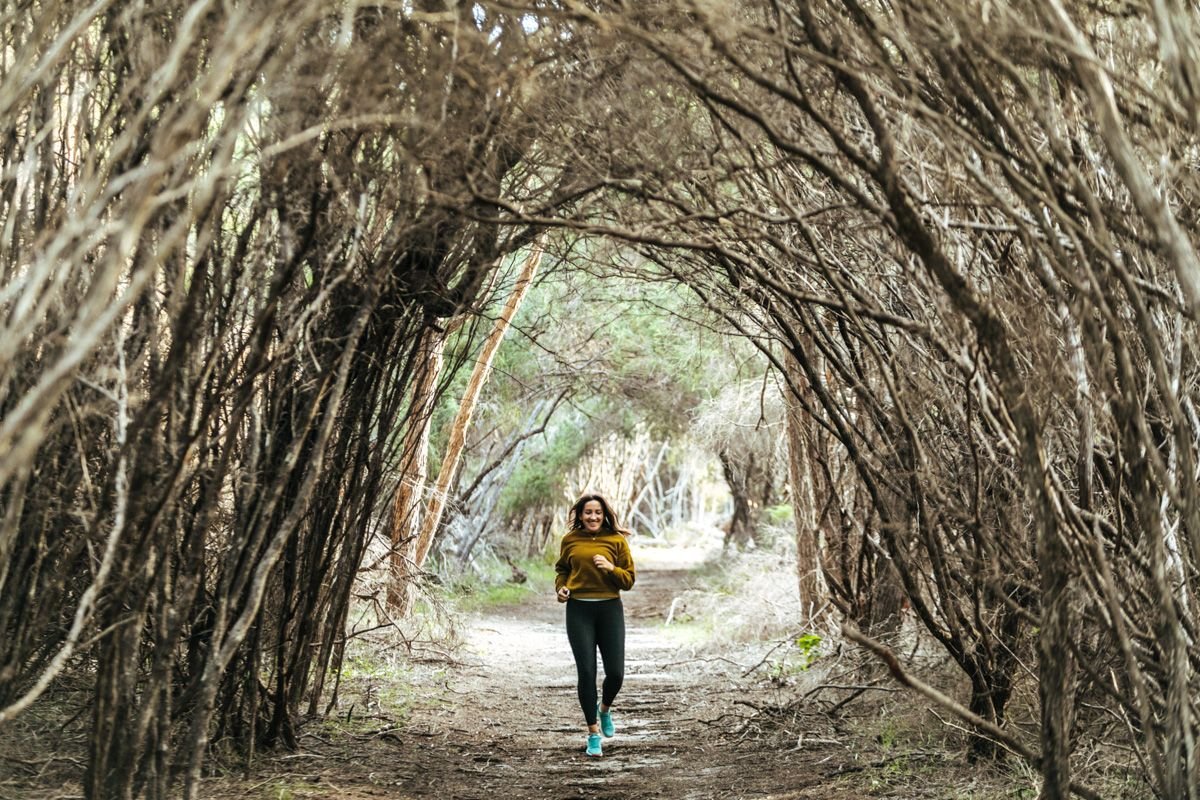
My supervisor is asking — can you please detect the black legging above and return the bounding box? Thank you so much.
[565,598,625,726]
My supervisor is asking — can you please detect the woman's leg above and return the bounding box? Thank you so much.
[565,600,599,727]
[595,598,625,708]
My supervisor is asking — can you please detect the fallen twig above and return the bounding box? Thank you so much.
[788,733,843,751]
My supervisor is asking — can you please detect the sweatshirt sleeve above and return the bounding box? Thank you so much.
[608,536,635,591]
[554,538,570,591]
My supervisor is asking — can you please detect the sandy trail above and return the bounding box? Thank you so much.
[196,549,1003,800]
[369,550,840,800]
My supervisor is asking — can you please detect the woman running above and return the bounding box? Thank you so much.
[554,493,636,757]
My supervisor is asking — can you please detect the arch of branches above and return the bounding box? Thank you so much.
[2,3,1200,799]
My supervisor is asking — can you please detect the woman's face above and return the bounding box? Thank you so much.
[581,500,605,532]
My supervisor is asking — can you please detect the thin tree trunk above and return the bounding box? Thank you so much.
[409,245,543,584]
[784,353,825,621]
[387,326,446,609]
[720,450,756,549]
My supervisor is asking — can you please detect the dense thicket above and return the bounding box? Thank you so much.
[0,3,589,798]
[478,2,1200,797]
[6,1,1200,799]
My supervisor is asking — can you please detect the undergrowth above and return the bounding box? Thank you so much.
[659,544,824,652]
[435,554,556,613]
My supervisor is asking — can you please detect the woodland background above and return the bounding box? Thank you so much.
[4,2,1200,799]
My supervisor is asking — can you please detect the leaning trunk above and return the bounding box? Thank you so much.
[783,353,826,620]
[402,245,543,613]
[387,327,447,609]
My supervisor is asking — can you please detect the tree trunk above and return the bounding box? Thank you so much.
[783,353,826,621]
[387,326,447,609]
[720,449,755,549]
[405,245,543,602]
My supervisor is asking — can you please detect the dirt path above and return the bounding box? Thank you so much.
[0,551,1014,800]
[404,566,730,799]
[401,566,791,799]
[212,555,1000,800]
[227,557,857,800]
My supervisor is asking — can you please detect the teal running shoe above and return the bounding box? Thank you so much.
[586,732,602,757]
[598,706,615,738]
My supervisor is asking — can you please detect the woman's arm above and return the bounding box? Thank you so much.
[605,538,635,591]
[554,539,571,591]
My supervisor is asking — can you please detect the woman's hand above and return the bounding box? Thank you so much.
[593,555,615,572]
[556,586,571,603]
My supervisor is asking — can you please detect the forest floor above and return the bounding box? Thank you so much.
[0,546,1031,800]
[195,546,1023,800]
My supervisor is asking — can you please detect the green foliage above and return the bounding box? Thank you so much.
[794,632,822,669]
[764,503,794,524]
[329,650,416,728]
[455,581,535,610]
[878,717,901,750]
[499,418,591,514]
[441,557,557,613]
[457,249,766,520]
[763,632,823,681]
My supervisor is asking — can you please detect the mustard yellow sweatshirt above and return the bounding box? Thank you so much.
[554,528,636,599]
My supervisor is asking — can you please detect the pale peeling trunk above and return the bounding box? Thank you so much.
[387,326,446,609]
[410,245,543,582]
[783,353,825,622]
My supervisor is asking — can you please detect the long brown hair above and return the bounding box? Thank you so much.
[568,493,630,535]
